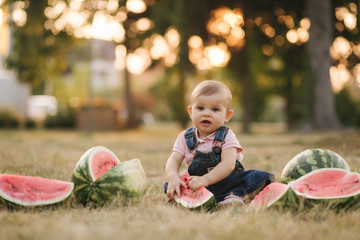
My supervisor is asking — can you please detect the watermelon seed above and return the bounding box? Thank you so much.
[5,180,19,192]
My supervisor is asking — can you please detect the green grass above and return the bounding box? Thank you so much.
[0,123,360,240]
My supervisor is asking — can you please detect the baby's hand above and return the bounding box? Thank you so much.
[166,176,187,199]
[188,176,209,191]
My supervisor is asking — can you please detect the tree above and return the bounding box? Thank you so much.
[3,0,156,128]
[305,0,341,129]
[150,0,210,128]
[4,0,77,94]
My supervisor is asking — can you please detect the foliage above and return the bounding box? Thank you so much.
[4,0,78,93]
[335,88,360,127]
[44,105,76,129]
[0,108,21,128]
[150,69,187,121]
[24,118,36,129]
[2,0,359,131]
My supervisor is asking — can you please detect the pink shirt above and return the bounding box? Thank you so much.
[173,128,244,167]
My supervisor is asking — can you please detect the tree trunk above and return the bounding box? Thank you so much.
[305,0,340,129]
[124,67,136,128]
[241,73,251,133]
[231,49,251,133]
[178,64,188,128]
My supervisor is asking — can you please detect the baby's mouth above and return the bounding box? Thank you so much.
[201,120,211,125]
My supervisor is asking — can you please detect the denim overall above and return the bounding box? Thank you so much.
[165,126,274,202]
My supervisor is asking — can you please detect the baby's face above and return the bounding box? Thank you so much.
[187,91,233,139]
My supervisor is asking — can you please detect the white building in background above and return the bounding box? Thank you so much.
[0,5,31,117]
[89,39,120,90]
[26,95,57,121]
[0,69,30,117]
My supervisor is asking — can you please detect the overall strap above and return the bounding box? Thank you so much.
[184,126,229,150]
[214,125,229,143]
[184,127,197,150]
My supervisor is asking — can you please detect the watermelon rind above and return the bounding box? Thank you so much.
[102,158,148,199]
[288,168,360,210]
[73,158,148,206]
[249,182,300,211]
[0,174,74,207]
[280,148,350,184]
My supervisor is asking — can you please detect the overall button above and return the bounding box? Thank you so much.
[213,146,222,154]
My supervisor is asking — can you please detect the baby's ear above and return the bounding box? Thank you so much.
[225,109,234,122]
[187,106,192,118]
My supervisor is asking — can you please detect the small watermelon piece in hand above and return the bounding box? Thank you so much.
[174,171,217,211]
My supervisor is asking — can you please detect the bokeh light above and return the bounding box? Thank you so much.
[207,7,245,49]
[205,43,230,67]
[0,7,10,56]
[149,34,169,60]
[335,5,358,31]
[188,36,231,70]
[286,29,298,44]
[126,0,146,14]
[330,36,352,60]
[114,44,127,70]
[330,64,351,93]
[12,1,28,27]
[126,47,151,75]
[354,64,360,87]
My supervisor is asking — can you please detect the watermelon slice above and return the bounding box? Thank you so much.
[249,182,299,210]
[74,146,121,183]
[251,169,360,211]
[288,168,360,210]
[174,171,217,210]
[0,174,74,207]
[289,168,360,199]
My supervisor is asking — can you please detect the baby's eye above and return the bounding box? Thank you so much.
[197,106,204,110]
[212,107,219,112]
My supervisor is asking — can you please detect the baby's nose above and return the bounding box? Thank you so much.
[202,109,211,116]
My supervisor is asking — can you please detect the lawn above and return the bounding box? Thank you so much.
[0,123,359,240]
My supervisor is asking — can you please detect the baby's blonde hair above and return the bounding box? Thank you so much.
[190,80,232,109]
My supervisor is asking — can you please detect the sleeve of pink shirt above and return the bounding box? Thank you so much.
[222,129,244,162]
[172,130,187,157]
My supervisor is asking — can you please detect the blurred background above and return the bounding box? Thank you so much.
[0,0,359,133]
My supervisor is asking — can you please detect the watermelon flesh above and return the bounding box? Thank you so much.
[81,146,121,181]
[289,168,360,199]
[249,182,299,210]
[174,171,217,210]
[249,182,289,209]
[90,149,120,181]
[73,146,121,189]
[0,174,74,206]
